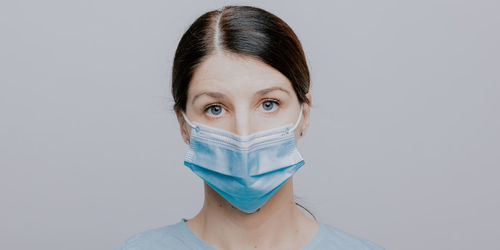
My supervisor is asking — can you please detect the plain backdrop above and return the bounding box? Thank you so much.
[1,0,499,249]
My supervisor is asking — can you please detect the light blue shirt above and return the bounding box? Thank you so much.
[117,219,385,249]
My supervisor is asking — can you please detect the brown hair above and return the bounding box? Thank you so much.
[171,5,311,112]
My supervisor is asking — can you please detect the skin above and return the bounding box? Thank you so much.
[175,51,317,250]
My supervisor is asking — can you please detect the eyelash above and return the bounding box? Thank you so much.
[203,103,226,115]
[261,98,280,111]
[203,98,281,116]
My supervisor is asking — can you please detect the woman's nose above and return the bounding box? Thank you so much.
[232,112,251,136]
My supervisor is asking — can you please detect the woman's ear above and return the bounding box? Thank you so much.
[175,109,190,144]
[299,93,312,137]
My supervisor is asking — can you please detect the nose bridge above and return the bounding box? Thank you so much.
[233,107,250,136]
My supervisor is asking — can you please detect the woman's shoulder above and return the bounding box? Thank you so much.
[116,219,202,250]
[304,222,385,250]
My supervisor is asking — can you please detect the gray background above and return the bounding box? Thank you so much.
[1,0,499,249]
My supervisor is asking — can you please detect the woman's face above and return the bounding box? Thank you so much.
[176,52,311,143]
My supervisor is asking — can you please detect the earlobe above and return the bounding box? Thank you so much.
[175,109,191,144]
[182,128,190,144]
[301,92,312,136]
[182,125,191,145]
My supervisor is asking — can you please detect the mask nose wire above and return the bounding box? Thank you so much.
[289,104,304,133]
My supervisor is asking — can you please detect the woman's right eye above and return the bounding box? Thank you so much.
[205,105,225,117]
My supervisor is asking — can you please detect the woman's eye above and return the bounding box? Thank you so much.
[205,105,225,116]
[260,100,278,112]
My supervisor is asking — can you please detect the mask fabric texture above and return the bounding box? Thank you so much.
[182,106,305,213]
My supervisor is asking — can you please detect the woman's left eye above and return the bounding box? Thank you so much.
[260,100,279,112]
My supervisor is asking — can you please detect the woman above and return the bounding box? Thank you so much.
[118,5,384,250]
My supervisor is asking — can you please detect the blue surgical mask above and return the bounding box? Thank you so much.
[181,106,305,213]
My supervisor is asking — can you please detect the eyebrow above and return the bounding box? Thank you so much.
[191,86,291,105]
[191,91,226,105]
[255,86,291,96]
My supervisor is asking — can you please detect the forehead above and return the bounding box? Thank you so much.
[188,52,293,97]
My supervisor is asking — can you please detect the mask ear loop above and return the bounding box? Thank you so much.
[289,104,304,133]
[181,112,199,132]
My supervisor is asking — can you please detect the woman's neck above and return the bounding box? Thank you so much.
[185,178,319,250]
